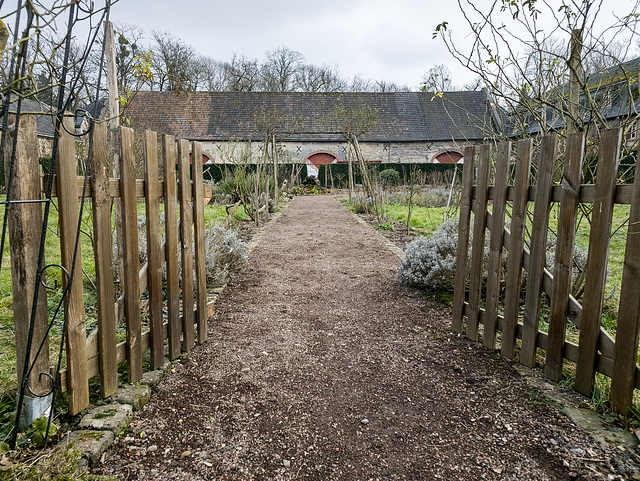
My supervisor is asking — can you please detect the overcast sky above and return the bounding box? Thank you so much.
[91,0,640,89]
[107,0,455,89]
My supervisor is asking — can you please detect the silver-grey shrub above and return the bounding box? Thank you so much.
[204,226,249,286]
[397,219,460,290]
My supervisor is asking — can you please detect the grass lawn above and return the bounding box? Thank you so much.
[384,204,449,235]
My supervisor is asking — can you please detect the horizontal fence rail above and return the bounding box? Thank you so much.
[453,129,640,415]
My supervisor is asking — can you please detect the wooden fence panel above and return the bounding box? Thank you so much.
[610,142,640,414]
[501,138,533,359]
[520,135,557,368]
[56,116,89,415]
[454,129,640,411]
[483,141,511,349]
[545,132,585,381]
[452,146,476,333]
[191,141,208,344]
[178,139,195,351]
[90,122,118,397]
[466,144,491,341]
[575,128,622,396]
[163,135,181,359]
[144,130,165,369]
[119,126,142,383]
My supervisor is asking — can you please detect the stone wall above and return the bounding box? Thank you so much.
[200,139,470,165]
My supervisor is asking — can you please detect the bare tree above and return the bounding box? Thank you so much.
[113,23,149,94]
[199,57,227,91]
[224,53,260,92]
[260,45,304,92]
[150,31,199,92]
[421,64,453,92]
[296,63,346,92]
[331,94,379,210]
[434,0,640,139]
[372,79,410,92]
[348,74,372,92]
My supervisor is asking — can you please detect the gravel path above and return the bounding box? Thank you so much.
[94,195,626,480]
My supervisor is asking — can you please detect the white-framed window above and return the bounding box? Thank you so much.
[631,122,638,141]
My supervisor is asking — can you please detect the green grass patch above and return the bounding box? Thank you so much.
[384,205,448,234]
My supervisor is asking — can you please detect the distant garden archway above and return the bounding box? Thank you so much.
[304,150,339,177]
[432,150,463,164]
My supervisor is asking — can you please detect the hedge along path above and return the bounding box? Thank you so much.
[97,195,614,480]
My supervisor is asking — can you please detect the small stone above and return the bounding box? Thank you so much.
[283,459,291,468]
[361,419,369,425]
[147,445,158,452]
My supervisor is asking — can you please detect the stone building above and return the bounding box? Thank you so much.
[125,90,500,176]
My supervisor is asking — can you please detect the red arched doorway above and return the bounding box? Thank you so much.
[304,150,338,177]
[433,150,463,164]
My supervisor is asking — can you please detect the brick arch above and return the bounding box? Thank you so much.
[432,149,464,164]
[304,150,339,168]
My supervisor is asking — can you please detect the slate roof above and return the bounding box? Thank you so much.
[1,97,56,138]
[518,56,640,136]
[125,90,497,143]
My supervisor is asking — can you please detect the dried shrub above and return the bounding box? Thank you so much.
[351,195,374,214]
[204,226,249,287]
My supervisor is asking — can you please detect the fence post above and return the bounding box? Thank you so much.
[4,114,51,425]
[466,144,491,341]
[90,122,118,397]
[501,138,533,358]
[191,141,208,344]
[545,132,585,381]
[178,140,195,350]
[56,116,89,415]
[520,134,557,368]
[610,142,640,414]
[575,128,621,396]
[452,146,476,334]
[119,126,142,383]
[483,141,511,349]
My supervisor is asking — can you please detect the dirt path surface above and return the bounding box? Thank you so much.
[94,196,624,480]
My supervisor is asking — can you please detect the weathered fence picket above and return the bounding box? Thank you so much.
[56,116,89,415]
[466,145,491,341]
[451,146,476,334]
[5,115,50,401]
[192,141,208,344]
[483,141,510,350]
[163,134,182,360]
[521,135,557,368]
[610,141,640,414]
[90,121,118,398]
[143,130,165,370]
[545,132,585,382]
[120,126,143,383]
[501,138,533,359]
[575,128,621,396]
[454,128,640,413]
[178,139,195,351]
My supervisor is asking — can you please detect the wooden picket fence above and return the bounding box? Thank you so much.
[7,115,212,416]
[452,128,640,414]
